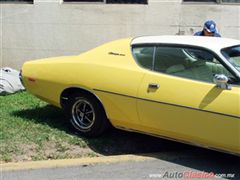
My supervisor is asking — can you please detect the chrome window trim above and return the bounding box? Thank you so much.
[152,46,157,71]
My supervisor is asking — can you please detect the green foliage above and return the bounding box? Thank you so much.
[0,92,94,162]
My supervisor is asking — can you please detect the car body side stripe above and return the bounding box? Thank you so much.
[93,88,240,119]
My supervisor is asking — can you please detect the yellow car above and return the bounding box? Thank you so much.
[21,36,240,156]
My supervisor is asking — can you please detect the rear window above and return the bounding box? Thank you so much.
[132,46,154,70]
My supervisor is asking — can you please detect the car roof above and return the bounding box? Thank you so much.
[131,35,240,51]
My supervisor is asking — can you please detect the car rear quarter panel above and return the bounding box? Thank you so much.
[22,38,145,127]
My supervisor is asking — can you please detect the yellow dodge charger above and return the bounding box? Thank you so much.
[21,36,240,155]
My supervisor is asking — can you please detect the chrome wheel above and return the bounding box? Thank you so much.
[71,99,95,130]
[65,93,110,137]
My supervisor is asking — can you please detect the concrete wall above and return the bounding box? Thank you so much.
[0,0,239,69]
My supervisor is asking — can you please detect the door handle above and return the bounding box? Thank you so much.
[148,83,160,89]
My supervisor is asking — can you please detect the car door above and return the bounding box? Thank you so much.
[134,45,240,154]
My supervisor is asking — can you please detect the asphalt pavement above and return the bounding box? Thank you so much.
[2,150,239,180]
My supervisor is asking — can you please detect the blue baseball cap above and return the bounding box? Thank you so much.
[204,20,217,33]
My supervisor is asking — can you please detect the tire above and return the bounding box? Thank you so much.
[65,93,109,137]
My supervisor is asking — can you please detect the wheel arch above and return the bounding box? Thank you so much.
[60,87,107,116]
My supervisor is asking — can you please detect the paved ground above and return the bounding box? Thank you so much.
[2,149,239,180]
[2,128,239,180]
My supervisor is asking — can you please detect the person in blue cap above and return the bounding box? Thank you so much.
[194,20,221,37]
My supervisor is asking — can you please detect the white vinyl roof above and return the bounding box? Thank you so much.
[131,35,240,52]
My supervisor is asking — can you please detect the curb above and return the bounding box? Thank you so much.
[1,153,159,172]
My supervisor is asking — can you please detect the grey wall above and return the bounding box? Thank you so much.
[1,0,240,69]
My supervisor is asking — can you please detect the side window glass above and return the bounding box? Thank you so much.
[132,46,154,70]
[154,46,235,83]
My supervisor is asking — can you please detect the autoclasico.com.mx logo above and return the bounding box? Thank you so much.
[149,171,235,179]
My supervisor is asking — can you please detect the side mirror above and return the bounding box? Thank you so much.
[213,74,232,90]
